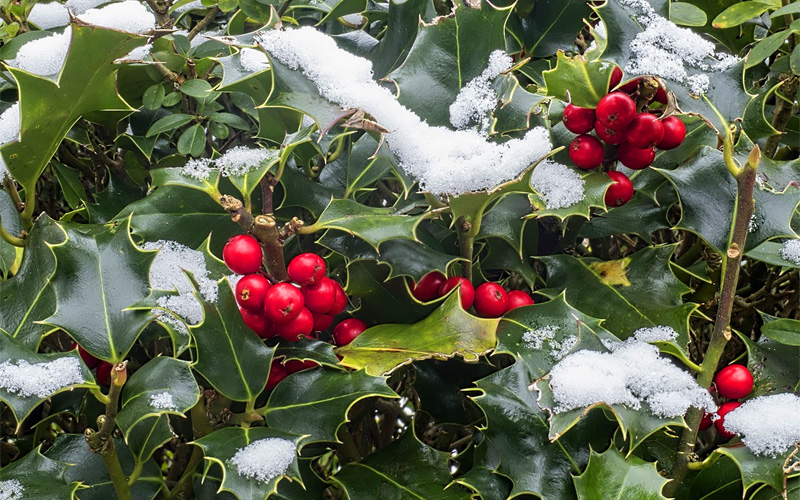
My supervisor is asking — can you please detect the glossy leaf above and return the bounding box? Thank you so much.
[670,2,708,26]
[542,51,617,108]
[712,1,774,28]
[573,448,669,500]
[759,313,800,346]
[0,447,79,500]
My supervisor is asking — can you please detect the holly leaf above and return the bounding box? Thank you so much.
[343,134,393,197]
[542,52,617,108]
[0,446,79,500]
[577,191,675,244]
[737,331,800,397]
[511,0,593,58]
[715,446,786,492]
[150,167,221,197]
[759,313,800,346]
[274,337,343,369]
[367,0,434,78]
[529,170,614,221]
[747,241,800,269]
[476,194,532,257]
[572,448,669,500]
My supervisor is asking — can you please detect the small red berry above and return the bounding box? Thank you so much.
[284,359,319,372]
[609,67,623,90]
[96,362,112,386]
[654,86,667,104]
[505,290,534,312]
[473,283,508,318]
[626,113,664,149]
[656,116,686,150]
[439,277,475,310]
[699,412,714,431]
[302,276,337,314]
[563,104,596,134]
[617,143,656,170]
[235,274,270,312]
[222,235,262,275]
[332,318,367,346]
[569,134,605,170]
[595,120,628,145]
[714,364,754,400]
[328,281,348,315]
[605,171,634,207]
[240,308,274,338]
[287,253,326,286]
[263,283,305,323]
[312,312,335,332]
[412,271,447,302]
[596,92,636,129]
[265,361,290,390]
[274,307,314,341]
[715,401,742,439]
[72,342,100,369]
[619,78,640,94]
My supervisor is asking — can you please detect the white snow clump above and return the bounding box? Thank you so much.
[0,357,83,398]
[181,146,276,180]
[28,2,70,29]
[724,393,800,457]
[779,239,800,265]
[449,50,512,133]
[239,48,270,73]
[12,28,71,76]
[229,438,297,483]
[78,1,156,33]
[149,391,178,410]
[529,160,585,209]
[0,479,24,500]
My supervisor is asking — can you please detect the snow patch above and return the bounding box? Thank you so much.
[124,43,153,60]
[449,50,512,133]
[780,239,800,265]
[12,28,71,76]
[0,480,24,500]
[78,1,156,33]
[724,393,800,457]
[229,438,296,483]
[28,2,70,29]
[149,391,178,410]
[632,325,678,343]
[239,48,269,73]
[65,0,107,14]
[0,357,83,398]
[181,146,276,180]
[521,326,576,360]
[529,160,585,209]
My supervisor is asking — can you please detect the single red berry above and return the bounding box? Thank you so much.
[619,78,640,94]
[274,307,314,341]
[72,342,100,369]
[563,104,596,134]
[302,276,337,314]
[473,283,509,318]
[263,283,305,323]
[332,318,367,346]
[439,277,475,310]
[287,253,326,285]
[240,308,274,338]
[626,113,664,149]
[235,274,270,312]
[569,134,605,170]
[617,143,656,170]
[609,67,623,90]
[654,86,667,104]
[96,362,112,386]
[412,271,446,302]
[605,171,634,207]
[222,235,262,275]
[699,412,714,431]
[596,92,636,129]
[285,359,319,372]
[328,281,348,315]
[714,364,754,400]
[312,312,335,331]
[265,361,290,390]
[595,120,628,145]
[506,290,534,312]
[656,116,686,150]
[715,401,742,439]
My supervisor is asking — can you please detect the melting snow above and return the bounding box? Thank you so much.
[229,438,296,483]
[780,239,800,265]
[724,393,800,457]
[529,160,585,209]
[0,357,83,398]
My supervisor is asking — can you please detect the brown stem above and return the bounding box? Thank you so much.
[764,76,799,158]
[144,0,171,27]
[277,0,294,17]
[188,6,220,40]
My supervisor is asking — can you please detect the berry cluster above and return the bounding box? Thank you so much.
[411,271,534,318]
[563,68,687,208]
[700,364,755,439]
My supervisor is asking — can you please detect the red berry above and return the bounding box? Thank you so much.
[473,283,508,318]
[439,277,475,310]
[715,401,742,439]
[332,318,367,346]
[240,308,274,338]
[72,342,100,369]
[96,362,112,386]
[563,104,596,134]
[302,277,337,313]
[594,120,628,145]
[617,143,655,170]
[274,307,314,341]
[287,253,326,286]
[569,134,605,170]
[235,274,270,312]
[328,281,348,315]
[699,412,714,431]
[222,235,262,275]
[619,78,640,94]
[506,290,534,312]
[312,312,335,332]
[596,92,636,129]
[412,271,446,302]
[263,283,305,323]
[714,364,754,400]
[605,171,634,207]
[284,359,319,372]
[626,113,664,149]
[655,86,667,104]
[656,116,686,150]
[265,361,290,390]
[609,67,623,90]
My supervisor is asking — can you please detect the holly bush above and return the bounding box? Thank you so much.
[1,0,799,499]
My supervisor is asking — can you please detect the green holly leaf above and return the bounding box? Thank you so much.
[343,134,393,197]
[747,241,800,269]
[759,313,800,346]
[477,194,532,257]
[529,170,614,221]
[542,52,617,108]
[0,446,79,500]
[743,79,783,140]
[261,367,397,443]
[274,337,343,369]
[367,0,435,78]
[333,428,472,500]
[511,0,593,58]
[759,154,800,192]
[715,446,785,492]
[573,448,669,500]
[683,453,744,500]
[737,331,800,397]
[278,165,343,218]
[150,167,221,197]
[454,466,512,500]
[577,190,675,244]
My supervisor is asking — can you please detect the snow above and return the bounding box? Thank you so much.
[632,325,678,343]
[12,28,71,76]
[548,338,714,417]
[143,240,218,327]
[239,48,269,73]
[341,13,364,25]
[724,393,800,457]
[256,27,552,196]
[78,1,155,33]
[618,0,739,95]
[449,50,511,133]
[0,103,20,179]
[529,160,585,209]
[65,0,107,14]
[0,480,24,500]
[123,43,152,60]
[173,0,204,13]
[0,357,83,398]
[149,391,178,410]
[229,438,296,483]
[780,239,800,265]
[226,274,243,291]
[521,326,577,360]
[28,2,70,29]
[181,146,277,180]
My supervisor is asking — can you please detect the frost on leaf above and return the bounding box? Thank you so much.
[257,27,552,196]
[0,479,24,500]
[149,391,178,410]
[724,394,800,457]
[181,146,277,180]
[779,239,800,265]
[229,438,297,483]
[529,160,585,209]
[0,358,83,398]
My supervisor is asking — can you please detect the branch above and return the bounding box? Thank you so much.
[188,6,220,40]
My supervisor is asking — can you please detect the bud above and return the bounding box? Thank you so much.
[746,144,760,172]
[111,360,128,387]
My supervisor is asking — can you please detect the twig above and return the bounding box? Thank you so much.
[188,6,220,40]
[220,195,289,280]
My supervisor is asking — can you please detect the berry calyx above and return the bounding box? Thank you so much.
[333,318,367,346]
[412,271,447,302]
[569,134,605,170]
[328,281,348,315]
[605,171,634,207]
[656,116,686,150]
[287,252,326,285]
[235,274,270,312]
[302,276,337,313]
[595,120,628,145]
[596,92,636,129]
[312,312,335,332]
[626,113,664,149]
[506,290,534,311]
[240,308,274,338]
[96,362,112,386]
[714,364,754,400]
[263,283,305,323]
[563,104,596,134]
[699,412,714,431]
[714,401,742,439]
[274,307,314,341]
[439,277,475,310]
[473,283,508,318]
[617,142,656,170]
[266,361,290,390]
[222,235,262,275]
